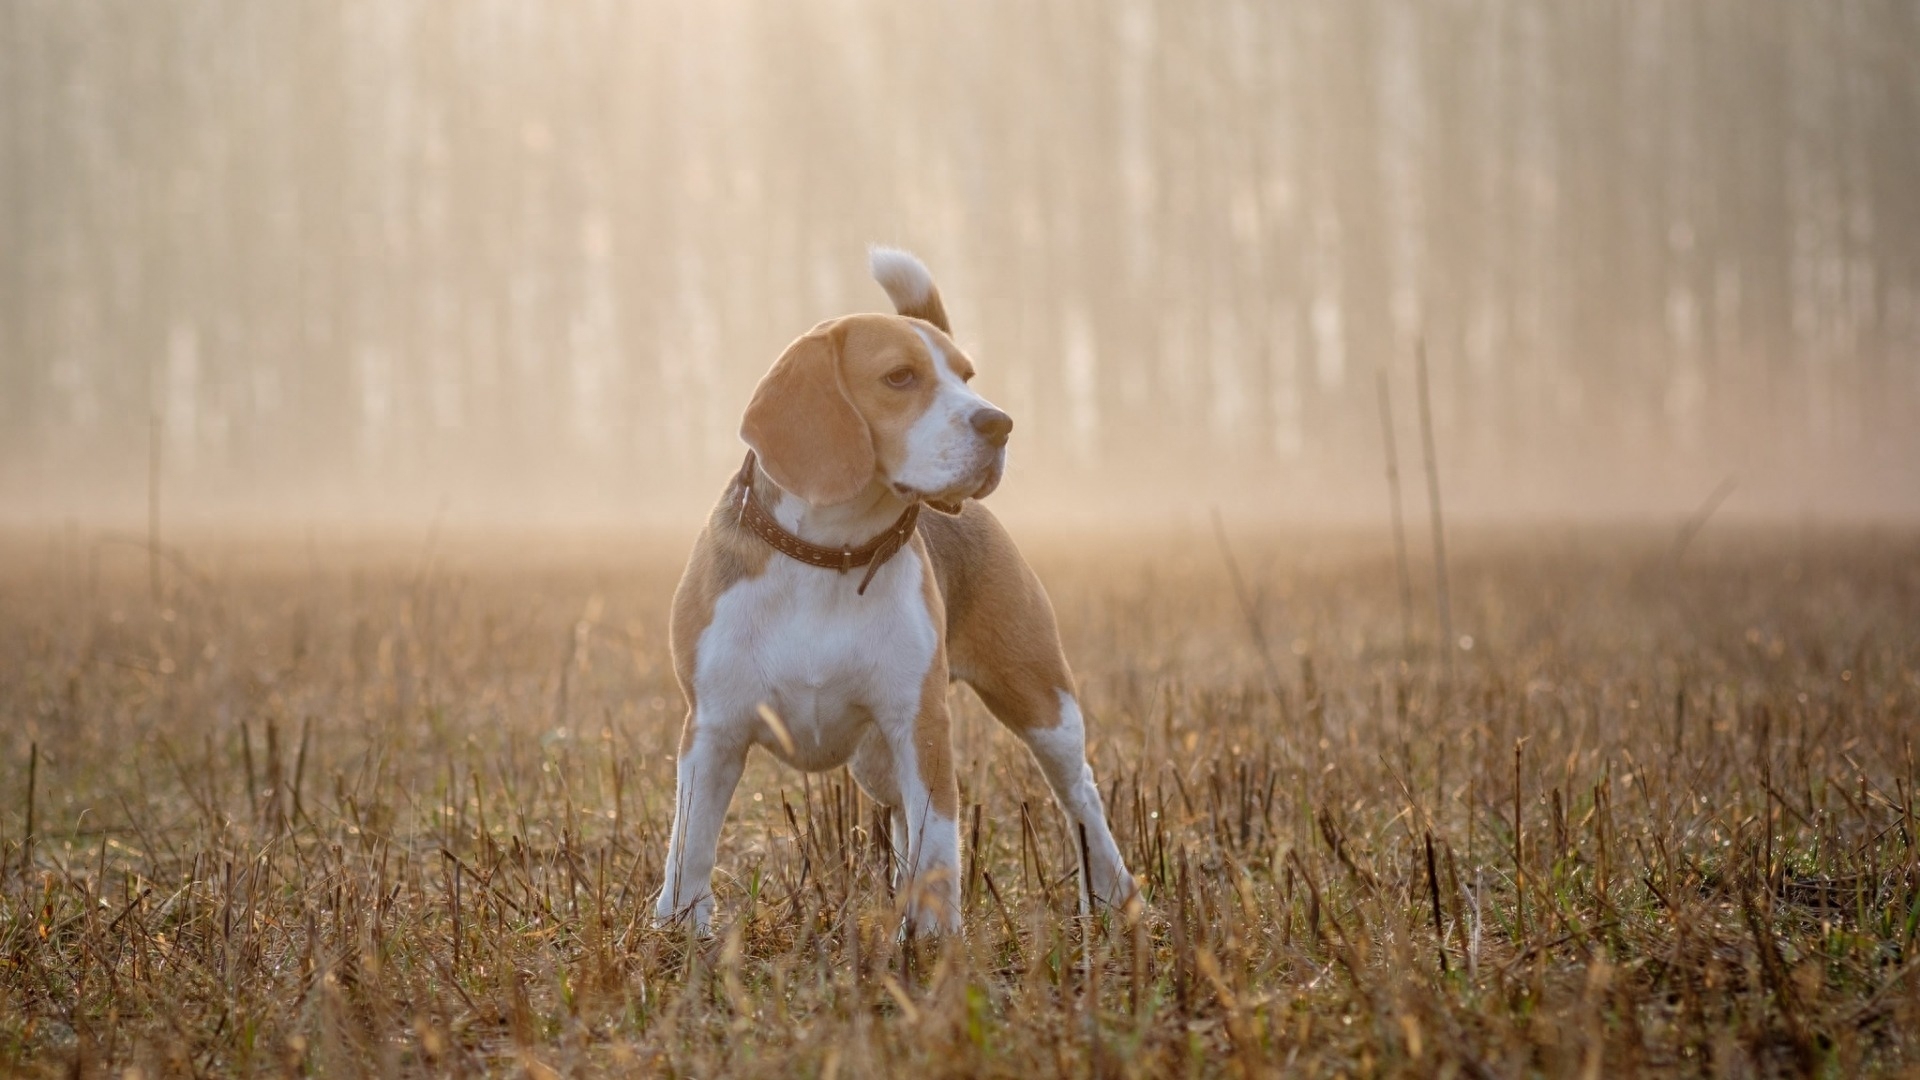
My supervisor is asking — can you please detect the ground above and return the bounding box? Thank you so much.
[1,523,1916,1077]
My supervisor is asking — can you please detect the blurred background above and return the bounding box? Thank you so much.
[2,0,1916,529]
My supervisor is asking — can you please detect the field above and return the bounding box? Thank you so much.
[1,523,1917,1077]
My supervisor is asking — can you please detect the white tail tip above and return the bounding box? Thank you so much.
[868,245,934,307]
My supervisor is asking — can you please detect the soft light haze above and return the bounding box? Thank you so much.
[2,1,1916,527]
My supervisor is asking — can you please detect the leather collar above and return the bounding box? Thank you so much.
[733,451,920,596]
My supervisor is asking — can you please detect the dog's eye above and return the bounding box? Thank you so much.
[884,367,916,388]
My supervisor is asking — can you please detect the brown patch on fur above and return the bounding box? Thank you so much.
[743,313,975,511]
[740,320,872,506]
[832,314,956,485]
[895,292,952,335]
[671,475,774,752]
[920,503,1075,733]
[872,250,954,334]
[912,539,959,820]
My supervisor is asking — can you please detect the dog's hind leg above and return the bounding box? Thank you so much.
[968,670,1135,911]
[849,728,912,887]
[926,509,1135,911]
[871,668,962,934]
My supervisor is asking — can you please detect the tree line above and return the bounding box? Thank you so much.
[3,0,1915,522]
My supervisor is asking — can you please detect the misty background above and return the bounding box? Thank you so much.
[2,1,1916,529]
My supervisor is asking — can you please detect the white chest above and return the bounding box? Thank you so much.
[693,553,937,771]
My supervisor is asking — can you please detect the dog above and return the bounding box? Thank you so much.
[657,247,1133,933]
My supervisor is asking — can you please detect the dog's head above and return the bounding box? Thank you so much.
[740,254,1009,510]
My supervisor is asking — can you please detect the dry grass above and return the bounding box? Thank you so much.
[2,524,1917,1077]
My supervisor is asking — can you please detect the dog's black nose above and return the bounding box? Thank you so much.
[970,408,1013,447]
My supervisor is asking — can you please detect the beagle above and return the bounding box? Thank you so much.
[657,247,1133,934]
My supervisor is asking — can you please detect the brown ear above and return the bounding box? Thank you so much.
[740,325,875,506]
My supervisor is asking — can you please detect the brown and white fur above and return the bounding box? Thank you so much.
[658,247,1132,934]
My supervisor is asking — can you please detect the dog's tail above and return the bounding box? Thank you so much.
[868,245,952,334]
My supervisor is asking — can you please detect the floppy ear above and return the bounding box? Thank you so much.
[740,325,875,506]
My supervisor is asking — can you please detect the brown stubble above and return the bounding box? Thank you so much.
[3,526,1919,1076]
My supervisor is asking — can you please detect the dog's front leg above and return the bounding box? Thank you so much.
[656,714,747,932]
[885,691,962,935]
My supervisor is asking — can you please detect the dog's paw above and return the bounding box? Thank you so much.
[654,895,715,936]
[1088,865,1141,912]
[901,905,962,939]
[896,875,962,938]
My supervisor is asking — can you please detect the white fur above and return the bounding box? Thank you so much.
[868,245,934,308]
[890,326,1005,502]
[662,247,1122,935]
[657,544,961,933]
[1021,692,1133,907]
